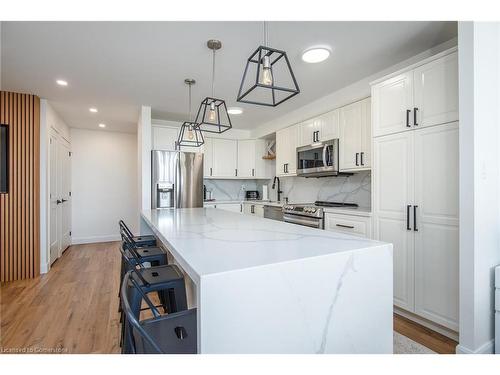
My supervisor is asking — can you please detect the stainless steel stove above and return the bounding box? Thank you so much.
[282,201,358,229]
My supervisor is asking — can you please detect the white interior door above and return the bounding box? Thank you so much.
[339,101,362,170]
[373,131,415,312]
[413,122,459,331]
[212,138,237,178]
[60,140,72,252]
[237,140,255,177]
[413,52,459,129]
[49,132,60,265]
[372,72,414,137]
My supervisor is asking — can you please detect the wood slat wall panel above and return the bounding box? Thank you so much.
[0,91,40,282]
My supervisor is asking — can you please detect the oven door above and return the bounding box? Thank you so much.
[283,213,324,229]
[296,139,339,177]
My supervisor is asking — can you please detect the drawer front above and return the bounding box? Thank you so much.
[324,213,371,238]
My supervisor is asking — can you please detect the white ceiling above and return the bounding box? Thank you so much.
[1,21,457,133]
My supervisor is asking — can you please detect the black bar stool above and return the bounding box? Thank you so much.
[121,271,197,354]
[119,219,157,247]
[120,254,188,353]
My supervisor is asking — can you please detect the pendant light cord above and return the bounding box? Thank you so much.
[263,21,269,47]
[211,48,216,98]
[188,83,192,121]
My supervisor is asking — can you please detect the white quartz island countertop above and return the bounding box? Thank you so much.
[141,208,393,354]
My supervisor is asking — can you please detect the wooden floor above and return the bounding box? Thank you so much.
[1,241,457,354]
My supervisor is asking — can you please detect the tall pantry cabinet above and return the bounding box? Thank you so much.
[371,48,459,332]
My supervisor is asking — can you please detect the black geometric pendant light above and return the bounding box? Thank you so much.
[195,39,232,134]
[177,79,204,148]
[237,22,300,107]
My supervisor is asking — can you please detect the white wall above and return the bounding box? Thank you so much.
[40,99,71,273]
[457,22,500,354]
[70,128,138,244]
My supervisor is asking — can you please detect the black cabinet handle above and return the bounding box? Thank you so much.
[210,167,212,176]
[235,169,238,177]
[56,199,62,205]
[251,205,255,214]
[355,153,359,166]
[360,152,364,166]
[413,205,418,231]
[61,199,67,203]
[413,107,418,126]
[336,224,354,229]
[406,205,411,230]
[406,109,411,127]
[252,168,255,177]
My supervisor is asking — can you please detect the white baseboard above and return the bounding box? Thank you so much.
[456,340,495,354]
[40,261,50,274]
[71,234,121,245]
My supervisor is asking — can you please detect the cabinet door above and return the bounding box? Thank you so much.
[413,52,459,129]
[360,98,372,168]
[373,132,415,312]
[372,72,413,137]
[237,140,256,178]
[217,203,243,213]
[318,109,340,142]
[298,119,316,147]
[254,205,264,217]
[413,122,459,331]
[275,128,287,177]
[339,101,363,170]
[203,137,214,177]
[152,126,179,151]
[212,139,238,178]
[286,125,298,175]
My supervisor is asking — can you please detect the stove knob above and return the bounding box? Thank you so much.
[310,208,317,213]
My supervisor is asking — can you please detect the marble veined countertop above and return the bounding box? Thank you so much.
[203,199,283,207]
[141,208,384,281]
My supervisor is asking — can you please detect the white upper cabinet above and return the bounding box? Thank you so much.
[276,125,298,176]
[372,50,458,138]
[203,137,214,177]
[237,140,256,178]
[297,110,340,147]
[339,98,371,171]
[413,52,459,129]
[152,126,179,151]
[212,138,238,178]
[372,72,414,137]
[253,139,272,179]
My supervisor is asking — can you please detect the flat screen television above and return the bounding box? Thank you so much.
[0,124,8,193]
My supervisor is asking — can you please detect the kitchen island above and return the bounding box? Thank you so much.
[141,208,393,354]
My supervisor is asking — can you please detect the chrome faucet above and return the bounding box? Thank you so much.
[272,176,283,202]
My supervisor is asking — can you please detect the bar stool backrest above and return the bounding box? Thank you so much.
[119,220,135,241]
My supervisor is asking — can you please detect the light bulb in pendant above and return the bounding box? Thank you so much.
[208,102,217,122]
[259,55,273,86]
[187,125,195,140]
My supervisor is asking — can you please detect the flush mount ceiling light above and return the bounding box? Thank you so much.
[177,79,204,148]
[227,107,243,115]
[98,123,106,128]
[89,107,98,113]
[56,79,68,86]
[237,21,300,107]
[195,39,232,134]
[302,47,331,63]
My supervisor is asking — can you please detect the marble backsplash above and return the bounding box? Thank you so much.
[204,179,259,201]
[204,171,371,208]
[267,171,371,207]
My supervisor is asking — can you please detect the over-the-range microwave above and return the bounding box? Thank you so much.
[296,139,339,177]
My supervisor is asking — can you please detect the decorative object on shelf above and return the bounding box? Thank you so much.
[237,21,300,107]
[177,79,204,148]
[262,139,276,160]
[195,39,232,134]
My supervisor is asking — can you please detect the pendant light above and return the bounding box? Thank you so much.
[195,39,232,134]
[177,79,204,148]
[237,22,300,107]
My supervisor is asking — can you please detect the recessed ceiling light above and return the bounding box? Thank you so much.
[98,123,106,128]
[56,79,68,86]
[227,107,243,115]
[89,108,98,113]
[301,47,331,63]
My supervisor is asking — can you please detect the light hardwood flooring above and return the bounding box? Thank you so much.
[1,241,457,354]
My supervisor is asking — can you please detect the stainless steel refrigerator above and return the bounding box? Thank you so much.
[151,150,204,209]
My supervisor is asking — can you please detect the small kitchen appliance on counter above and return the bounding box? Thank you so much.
[245,190,260,200]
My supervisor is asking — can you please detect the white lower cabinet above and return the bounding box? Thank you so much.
[215,203,243,213]
[242,203,264,217]
[373,122,459,331]
[324,213,371,238]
